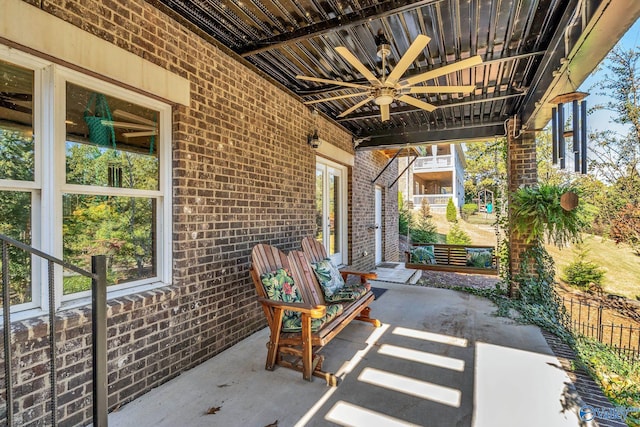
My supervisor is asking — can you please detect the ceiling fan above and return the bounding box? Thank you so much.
[296,34,482,121]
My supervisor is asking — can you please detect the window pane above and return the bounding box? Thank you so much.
[0,190,32,305]
[62,194,156,294]
[329,173,339,256]
[0,60,34,181]
[65,83,159,190]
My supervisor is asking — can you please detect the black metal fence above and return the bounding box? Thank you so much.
[560,294,640,362]
[0,233,107,426]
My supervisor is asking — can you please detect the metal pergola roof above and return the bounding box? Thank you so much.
[149,0,640,149]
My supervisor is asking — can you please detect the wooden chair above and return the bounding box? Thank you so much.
[250,243,380,385]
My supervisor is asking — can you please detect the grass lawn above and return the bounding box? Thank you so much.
[545,235,640,300]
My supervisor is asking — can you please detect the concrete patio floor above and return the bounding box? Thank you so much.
[109,281,585,427]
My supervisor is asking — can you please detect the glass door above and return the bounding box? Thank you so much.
[315,160,346,265]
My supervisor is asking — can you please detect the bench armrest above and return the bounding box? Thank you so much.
[339,269,377,284]
[257,297,326,318]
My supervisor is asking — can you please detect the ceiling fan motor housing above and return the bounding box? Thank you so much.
[374,87,395,105]
[376,43,391,59]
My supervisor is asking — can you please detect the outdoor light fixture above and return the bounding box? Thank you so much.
[307,108,324,149]
[550,91,588,174]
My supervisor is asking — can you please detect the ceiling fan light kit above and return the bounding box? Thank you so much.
[297,33,482,122]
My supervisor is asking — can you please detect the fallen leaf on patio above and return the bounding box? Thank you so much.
[206,406,221,415]
[264,421,278,427]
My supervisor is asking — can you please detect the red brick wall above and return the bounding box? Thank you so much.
[350,150,400,269]
[0,1,397,425]
[506,117,538,296]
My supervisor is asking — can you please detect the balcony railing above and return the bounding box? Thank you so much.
[413,194,453,207]
[413,155,453,171]
[0,233,108,426]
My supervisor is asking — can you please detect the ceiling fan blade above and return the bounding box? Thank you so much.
[397,95,437,112]
[334,47,381,87]
[409,85,476,94]
[399,55,483,87]
[101,120,156,131]
[337,96,375,118]
[123,131,157,138]
[113,110,156,126]
[380,104,390,122]
[296,75,370,90]
[304,92,370,105]
[385,34,430,87]
[0,92,33,102]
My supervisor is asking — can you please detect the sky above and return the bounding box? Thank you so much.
[578,18,640,135]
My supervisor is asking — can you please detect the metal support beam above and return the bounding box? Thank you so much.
[371,147,406,184]
[48,260,57,426]
[2,241,13,426]
[357,122,506,149]
[388,154,418,189]
[92,255,108,427]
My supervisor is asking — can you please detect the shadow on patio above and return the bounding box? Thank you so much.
[109,282,584,427]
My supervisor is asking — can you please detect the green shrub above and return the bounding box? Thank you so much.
[562,245,605,289]
[446,198,457,222]
[563,261,605,289]
[446,222,472,245]
[461,203,477,219]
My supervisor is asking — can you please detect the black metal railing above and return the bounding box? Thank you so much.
[0,233,107,426]
[560,294,640,362]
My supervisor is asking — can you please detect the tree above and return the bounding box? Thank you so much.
[609,203,640,255]
[446,223,472,245]
[410,198,438,244]
[562,244,605,289]
[463,139,506,203]
[588,47,640,184]
[398,192,412,236]
[446,198,457,222]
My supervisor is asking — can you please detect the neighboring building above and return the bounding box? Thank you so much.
[398,143,466,213]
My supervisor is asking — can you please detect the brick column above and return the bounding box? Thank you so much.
[506,117,537,297]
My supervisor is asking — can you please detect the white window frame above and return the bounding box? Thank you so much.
[316,157,348,266]
[0,47,173,315]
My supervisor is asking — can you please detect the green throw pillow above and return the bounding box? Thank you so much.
[410,245,436,265]
[465,248,494,268]
[260,268,303,304]
[260,268,344,333]
[311,258,345,298]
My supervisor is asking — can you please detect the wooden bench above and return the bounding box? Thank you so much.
[301,236,377,286]
[250,243,380,385]
[405,243,498,275]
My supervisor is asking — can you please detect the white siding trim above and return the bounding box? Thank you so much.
[0,0,190,106]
